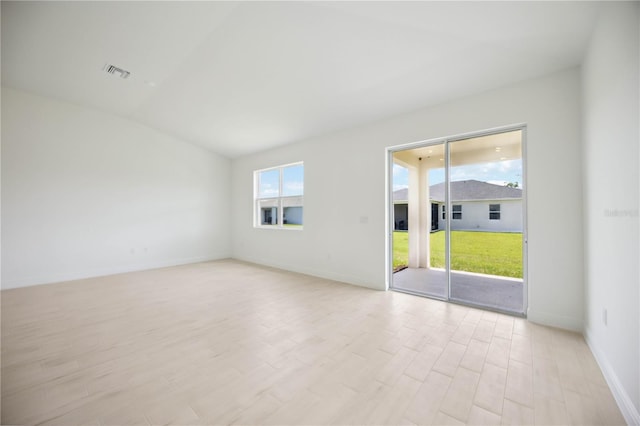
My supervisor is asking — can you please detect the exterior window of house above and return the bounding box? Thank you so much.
[255,162,304,229]
[442,205,446,219]
[452,204,462,220]
[489,204,501,220]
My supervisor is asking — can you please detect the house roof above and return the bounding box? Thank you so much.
[393,188,409,202]
[393,180,522,202]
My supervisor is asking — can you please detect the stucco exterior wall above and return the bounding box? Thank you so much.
[447,199,522,232]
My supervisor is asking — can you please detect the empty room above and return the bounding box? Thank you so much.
[1,1,638,425]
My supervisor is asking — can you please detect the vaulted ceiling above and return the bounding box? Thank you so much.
[1,1,601,158]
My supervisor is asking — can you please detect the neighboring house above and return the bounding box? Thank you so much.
[393,188,410,231]
[393,180,523,232]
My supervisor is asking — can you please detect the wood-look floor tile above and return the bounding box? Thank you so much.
[299,384,358,425]
[562,389,603,426]
[145,404,201,426]
[468,404,502,425]
[331,381,389,424]
[501,398,535,425]
[588,383,628,426]
[403,344,443,382]
[262,390,321,425]
[464,309,483,324]
[493,316,514,340]
[433,341,467,377]
[533,356,564,402]
[474,362,507,415]
[341,349,393,393]
[505,359,534,408]
[439,367,481,422]
[100,413,151,426]
[460,338,490,373]
[347,374,421,425]
[481,311,499,323]
[533,394,570,425]
[510,333,533,365]
[576,346,608,387]
[376,346,418,386]
[434,411,466,425]
[0,260,626,426]
[404,371,452,425]
[451,320,477,345]
[486,336,512,369]
[473,319,497,343]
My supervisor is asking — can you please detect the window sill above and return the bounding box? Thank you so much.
[254,225,304,231]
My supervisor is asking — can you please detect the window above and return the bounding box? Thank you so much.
[489,204,501,220]
[255,162,303,228]
[452,204,462,220]
[442,205,446,219]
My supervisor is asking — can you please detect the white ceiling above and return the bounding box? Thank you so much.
[1,1,601,158]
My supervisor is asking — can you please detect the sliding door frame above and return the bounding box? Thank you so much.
[385,123,528,316]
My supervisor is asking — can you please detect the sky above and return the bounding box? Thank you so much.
[258,164,304,198]
[393,159,523,191]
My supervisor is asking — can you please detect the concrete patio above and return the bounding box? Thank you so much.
[392,267,524,314]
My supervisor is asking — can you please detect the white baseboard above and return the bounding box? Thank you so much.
[231,254,384,291]
[584,327,640,426]
[527,308,583,332]
[1,253,230,290]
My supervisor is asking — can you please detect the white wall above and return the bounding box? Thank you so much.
[1,87,231,289]
[232,67,584,331]
[582,3,640,424]
[450,200,522,233]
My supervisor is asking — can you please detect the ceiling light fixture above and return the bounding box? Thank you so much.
[104,64,130,79]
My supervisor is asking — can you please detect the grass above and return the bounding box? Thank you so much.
[393,230,523,278]
[393,231,409,272]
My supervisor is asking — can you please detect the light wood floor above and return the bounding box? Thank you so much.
[1,260,625,425]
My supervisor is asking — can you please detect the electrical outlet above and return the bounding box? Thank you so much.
[602,308,607,326]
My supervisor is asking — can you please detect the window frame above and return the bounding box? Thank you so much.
[254,162,304,230]
[489,203,501,220]
[452,204,462,220]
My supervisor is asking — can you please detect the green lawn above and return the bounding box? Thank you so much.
[393,230,523,278]
[393,232,409,272]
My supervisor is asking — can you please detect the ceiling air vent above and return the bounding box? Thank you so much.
[104,64,130,79]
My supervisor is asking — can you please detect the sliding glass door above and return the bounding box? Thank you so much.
[391,141,447,300]
[390,127,526,315]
